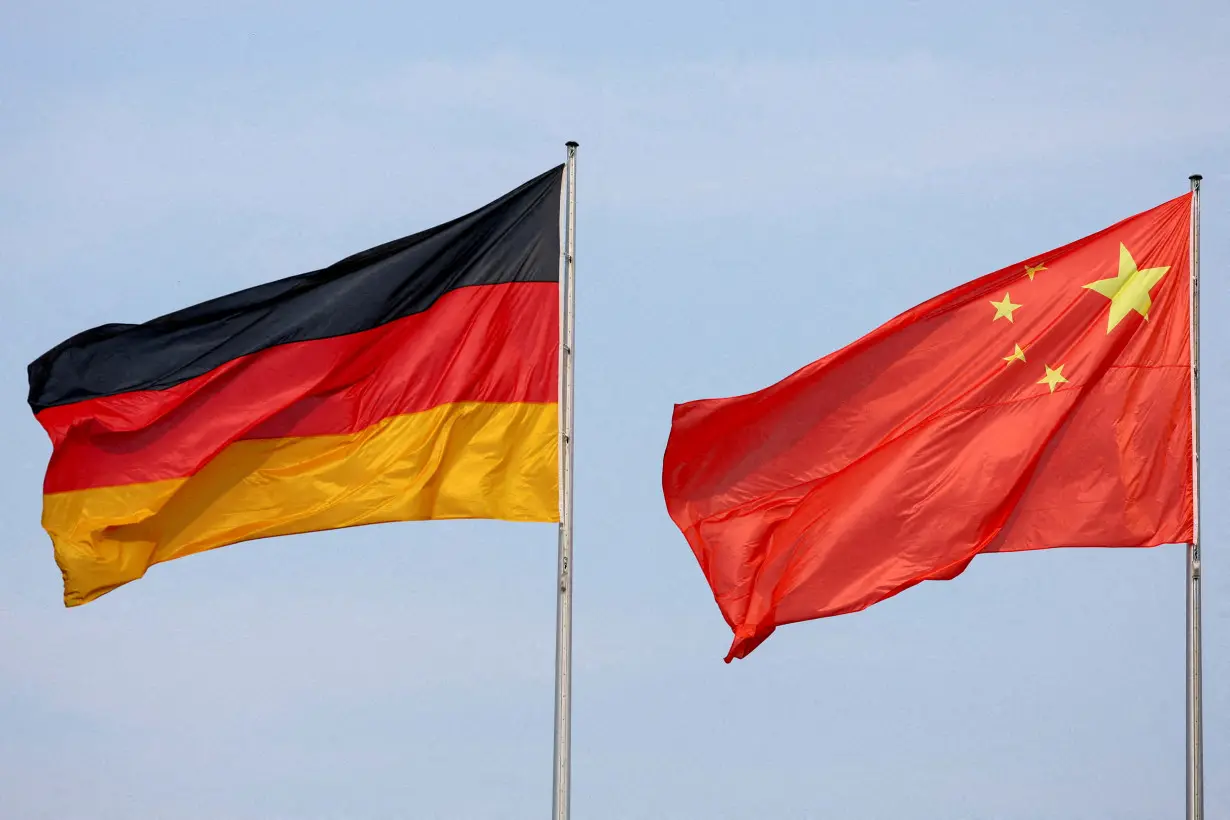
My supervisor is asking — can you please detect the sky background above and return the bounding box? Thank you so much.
[2,1,1229,818]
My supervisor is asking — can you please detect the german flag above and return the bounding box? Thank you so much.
[28,165,564,606]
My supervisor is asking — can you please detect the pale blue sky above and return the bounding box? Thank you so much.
[2,2,1229,818]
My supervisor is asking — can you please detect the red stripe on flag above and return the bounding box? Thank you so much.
[38,281,557,493]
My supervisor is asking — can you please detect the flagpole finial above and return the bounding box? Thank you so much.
[566,141,579,149]
[1189,174,1203,182]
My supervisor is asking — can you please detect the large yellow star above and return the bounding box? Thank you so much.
[990,293,1022,323]
[1083,243,1171,333]
[1038,364,1069,393]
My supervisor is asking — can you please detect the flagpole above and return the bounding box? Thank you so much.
[1186,173,1203,820]
[552,141,579,820]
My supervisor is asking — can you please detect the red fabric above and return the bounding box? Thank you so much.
[662,195,1194,662]
[38,281,556,493]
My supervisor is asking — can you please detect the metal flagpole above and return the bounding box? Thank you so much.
[1186,173,1203,820]
[552,141,579,820]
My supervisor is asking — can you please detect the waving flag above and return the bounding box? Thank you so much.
[29,166,563,605]
[663,193,1194,661]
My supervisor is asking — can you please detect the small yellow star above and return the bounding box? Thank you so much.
[990,293,1022,323]
[1024,263,1047,281]
[1038,364,1069,393]
[1003,344,1026,365]
[1083,243,1171,333]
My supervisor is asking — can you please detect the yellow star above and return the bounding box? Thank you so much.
[1003,344,1026,365]
[1083,243,1171,333]
[990,293,1022,323]
[1038,364,1069,393]
[1024,263,1047,281]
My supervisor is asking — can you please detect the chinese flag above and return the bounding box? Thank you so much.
[662,194,1194,661]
